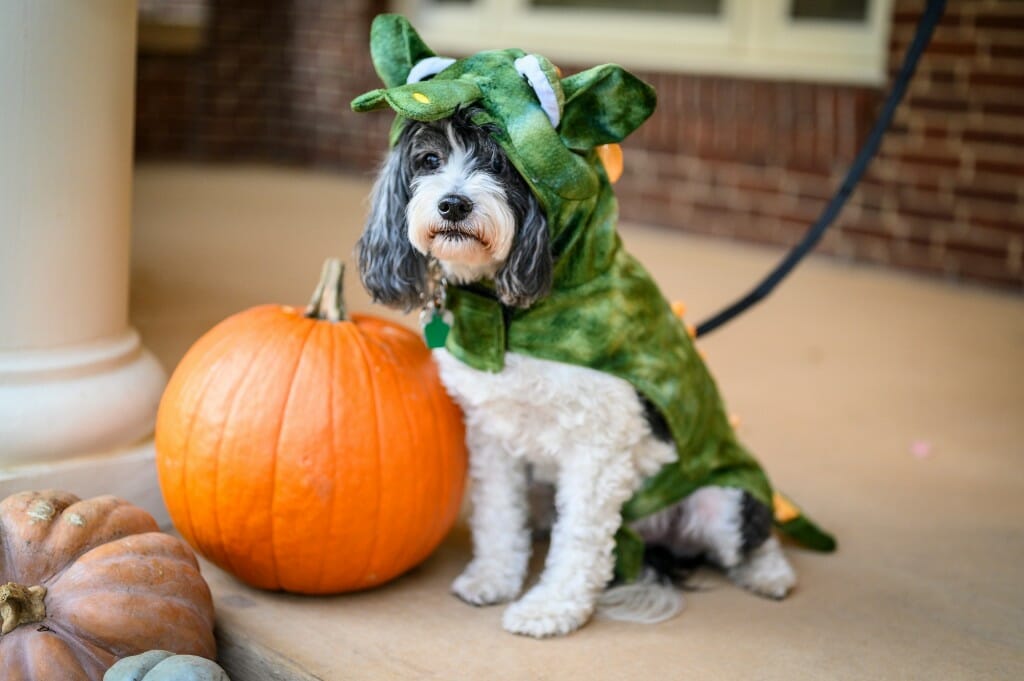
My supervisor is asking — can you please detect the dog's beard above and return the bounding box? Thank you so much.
[405,139,517,284]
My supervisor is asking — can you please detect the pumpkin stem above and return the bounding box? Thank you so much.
[0,582,46,635]
[305,258,347,322]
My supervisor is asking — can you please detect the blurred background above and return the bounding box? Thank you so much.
[135,0,1023,291]
[2,3,1022,676]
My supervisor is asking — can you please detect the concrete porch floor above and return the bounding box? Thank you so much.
[132,164,1023,680]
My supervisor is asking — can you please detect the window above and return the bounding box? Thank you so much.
[394,0,894,85]
[791,0,868,22]
[531,0,721,14]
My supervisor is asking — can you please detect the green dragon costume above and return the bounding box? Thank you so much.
[353,15,834,581]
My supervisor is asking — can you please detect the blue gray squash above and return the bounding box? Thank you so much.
[104,651,230,681]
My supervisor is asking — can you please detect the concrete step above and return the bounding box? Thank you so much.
[201,527,699,681]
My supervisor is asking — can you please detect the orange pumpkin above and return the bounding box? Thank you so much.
[155,259,467,594]
[0,490,216,681]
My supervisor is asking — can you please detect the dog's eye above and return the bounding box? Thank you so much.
[417,153,442,172]
[490,154,505,174]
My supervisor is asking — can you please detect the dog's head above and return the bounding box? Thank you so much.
[352,14,656,311]
[359,106,550,310]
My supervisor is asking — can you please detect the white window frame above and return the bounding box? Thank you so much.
[393,0,894,86]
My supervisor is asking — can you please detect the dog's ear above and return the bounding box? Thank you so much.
[369,14,436,89]
[558,65,657,152]
[495,199,552,309]
[356,142,428,311]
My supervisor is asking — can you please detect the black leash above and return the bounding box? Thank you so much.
[695,0,947,338]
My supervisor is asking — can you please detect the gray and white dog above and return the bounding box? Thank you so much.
[357,106,796,638]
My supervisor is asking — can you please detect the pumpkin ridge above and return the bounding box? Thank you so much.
[34,619,117,676]
[21,634,39,681]
[0,491,81,585]
[433,357,467,552]
[177,375,208,556]
[406,342,449,566]
[400,336,453,575]
[8,625,104,681]
[268,319,320,591]
[46,534,213,623]
[47,598,213,666]
[54,582,209,610]
[377,335,432,575]
[359,327,438,585]
[47,507,159,581]
[47,539,215,658]
[32,497,160,588]
[167,308,283,552]
[53,588,214,636]
[431,360,454,560]
[413,340,457,567]
[170,323,256,552]
[48,536,203,590]
[202,317,305,580]
[315,323,338,594]
[19,635,35,681]
[165,307,284,552]
[346,325,385,587]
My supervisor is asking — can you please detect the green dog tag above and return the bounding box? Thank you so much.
[423,310,451,349]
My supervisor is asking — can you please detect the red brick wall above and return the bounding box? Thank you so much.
[135,0,1024,291]
[136,0,391,165]
[876,0,1023,288]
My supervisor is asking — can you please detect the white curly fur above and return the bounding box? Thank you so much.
[435,349,796,637]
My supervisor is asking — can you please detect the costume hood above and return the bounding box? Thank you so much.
[352,14,655,241]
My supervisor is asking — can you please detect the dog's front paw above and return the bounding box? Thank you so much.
[452,562,522,606]
[501,586,594,638]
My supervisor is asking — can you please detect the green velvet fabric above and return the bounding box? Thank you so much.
[353,15,834,581]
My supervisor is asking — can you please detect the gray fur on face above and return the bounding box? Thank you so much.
[357,106,552,311]
[493,163,551,308]
[356,130,428,311]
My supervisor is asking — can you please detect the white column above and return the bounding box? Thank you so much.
[0,1,168,522]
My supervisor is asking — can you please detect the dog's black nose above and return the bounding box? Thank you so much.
[437,194,473,222]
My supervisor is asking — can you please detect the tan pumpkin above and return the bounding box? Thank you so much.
[0,490,216,681]
[155,260,467,594]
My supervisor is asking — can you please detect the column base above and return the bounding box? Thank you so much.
[0,329,167,465]
[0,327,169,525]
[0,438,169,527]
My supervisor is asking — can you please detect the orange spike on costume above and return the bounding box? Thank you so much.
[671,301,687,318]
[596,144,623,184]
[773,492,801,523]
